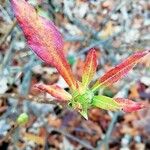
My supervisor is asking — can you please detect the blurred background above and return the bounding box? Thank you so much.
[0,0,150,149]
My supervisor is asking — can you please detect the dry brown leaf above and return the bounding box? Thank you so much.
[23,132,45,146]
[135,143,145,150]
[48,115,62,128]
[121,124,139,136]
[129,84,139,99]
[140,54,150,68]
[124,113,138,123]
[101,0,114,10]
[0,106,7,114]
[100,21,114,39]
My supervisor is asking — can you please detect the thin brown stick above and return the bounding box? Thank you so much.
[0,93,67,105]
[0,19,17,46]
[0,123,18,144]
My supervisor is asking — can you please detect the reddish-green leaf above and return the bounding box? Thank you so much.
[82,49,97,89]
[92,95,120,111]
[34,84,72,101]
[92,96,146,112]
[92,51,150,91]
[115,98,146,112]
[11,0,77,90]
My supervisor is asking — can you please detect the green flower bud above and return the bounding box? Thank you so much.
[17,113,29,125]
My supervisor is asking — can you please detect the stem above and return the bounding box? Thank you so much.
[49,127,94,150]
[103,112,120,149]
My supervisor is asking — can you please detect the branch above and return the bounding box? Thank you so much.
[0,19,17,46]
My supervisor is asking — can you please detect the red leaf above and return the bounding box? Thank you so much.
[115,98,146,112]
[11,0,77,90]
[92,50,150,91]
[82,49,97,88]
[34,84,72,101]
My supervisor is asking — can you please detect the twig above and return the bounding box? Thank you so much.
[100,0,132,30]
[75,40,108,57]
[0,39,15,73]
[104,112,120,150]
[0,123,18,144]
[76,30,123,57]
[95,112,120,150]
[49,127,94,150]
[96,85,130,149]
[63,0,97,37]
[0,19,17,46]
[0,4,12,22]
[0,93,58,105]
[64,34,85,42]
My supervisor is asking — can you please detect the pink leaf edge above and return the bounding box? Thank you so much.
[115,98,147,113]
[34,84,72,101]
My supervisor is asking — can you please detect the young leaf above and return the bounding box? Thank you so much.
[80,109,88,120]
[115,98,146,112]
[92,96,146,112]
[34,84,72,101]
[92,51,150,91]
[92,95,120,111]
[11,0,77,90]
[82,49,97,88]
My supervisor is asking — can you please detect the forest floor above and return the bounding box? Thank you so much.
[0,0,150,149]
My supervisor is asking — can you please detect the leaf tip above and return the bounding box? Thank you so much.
[80,111,88,120]
[115,98,147,113]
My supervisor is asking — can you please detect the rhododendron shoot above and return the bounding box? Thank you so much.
[11,0,150,119]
